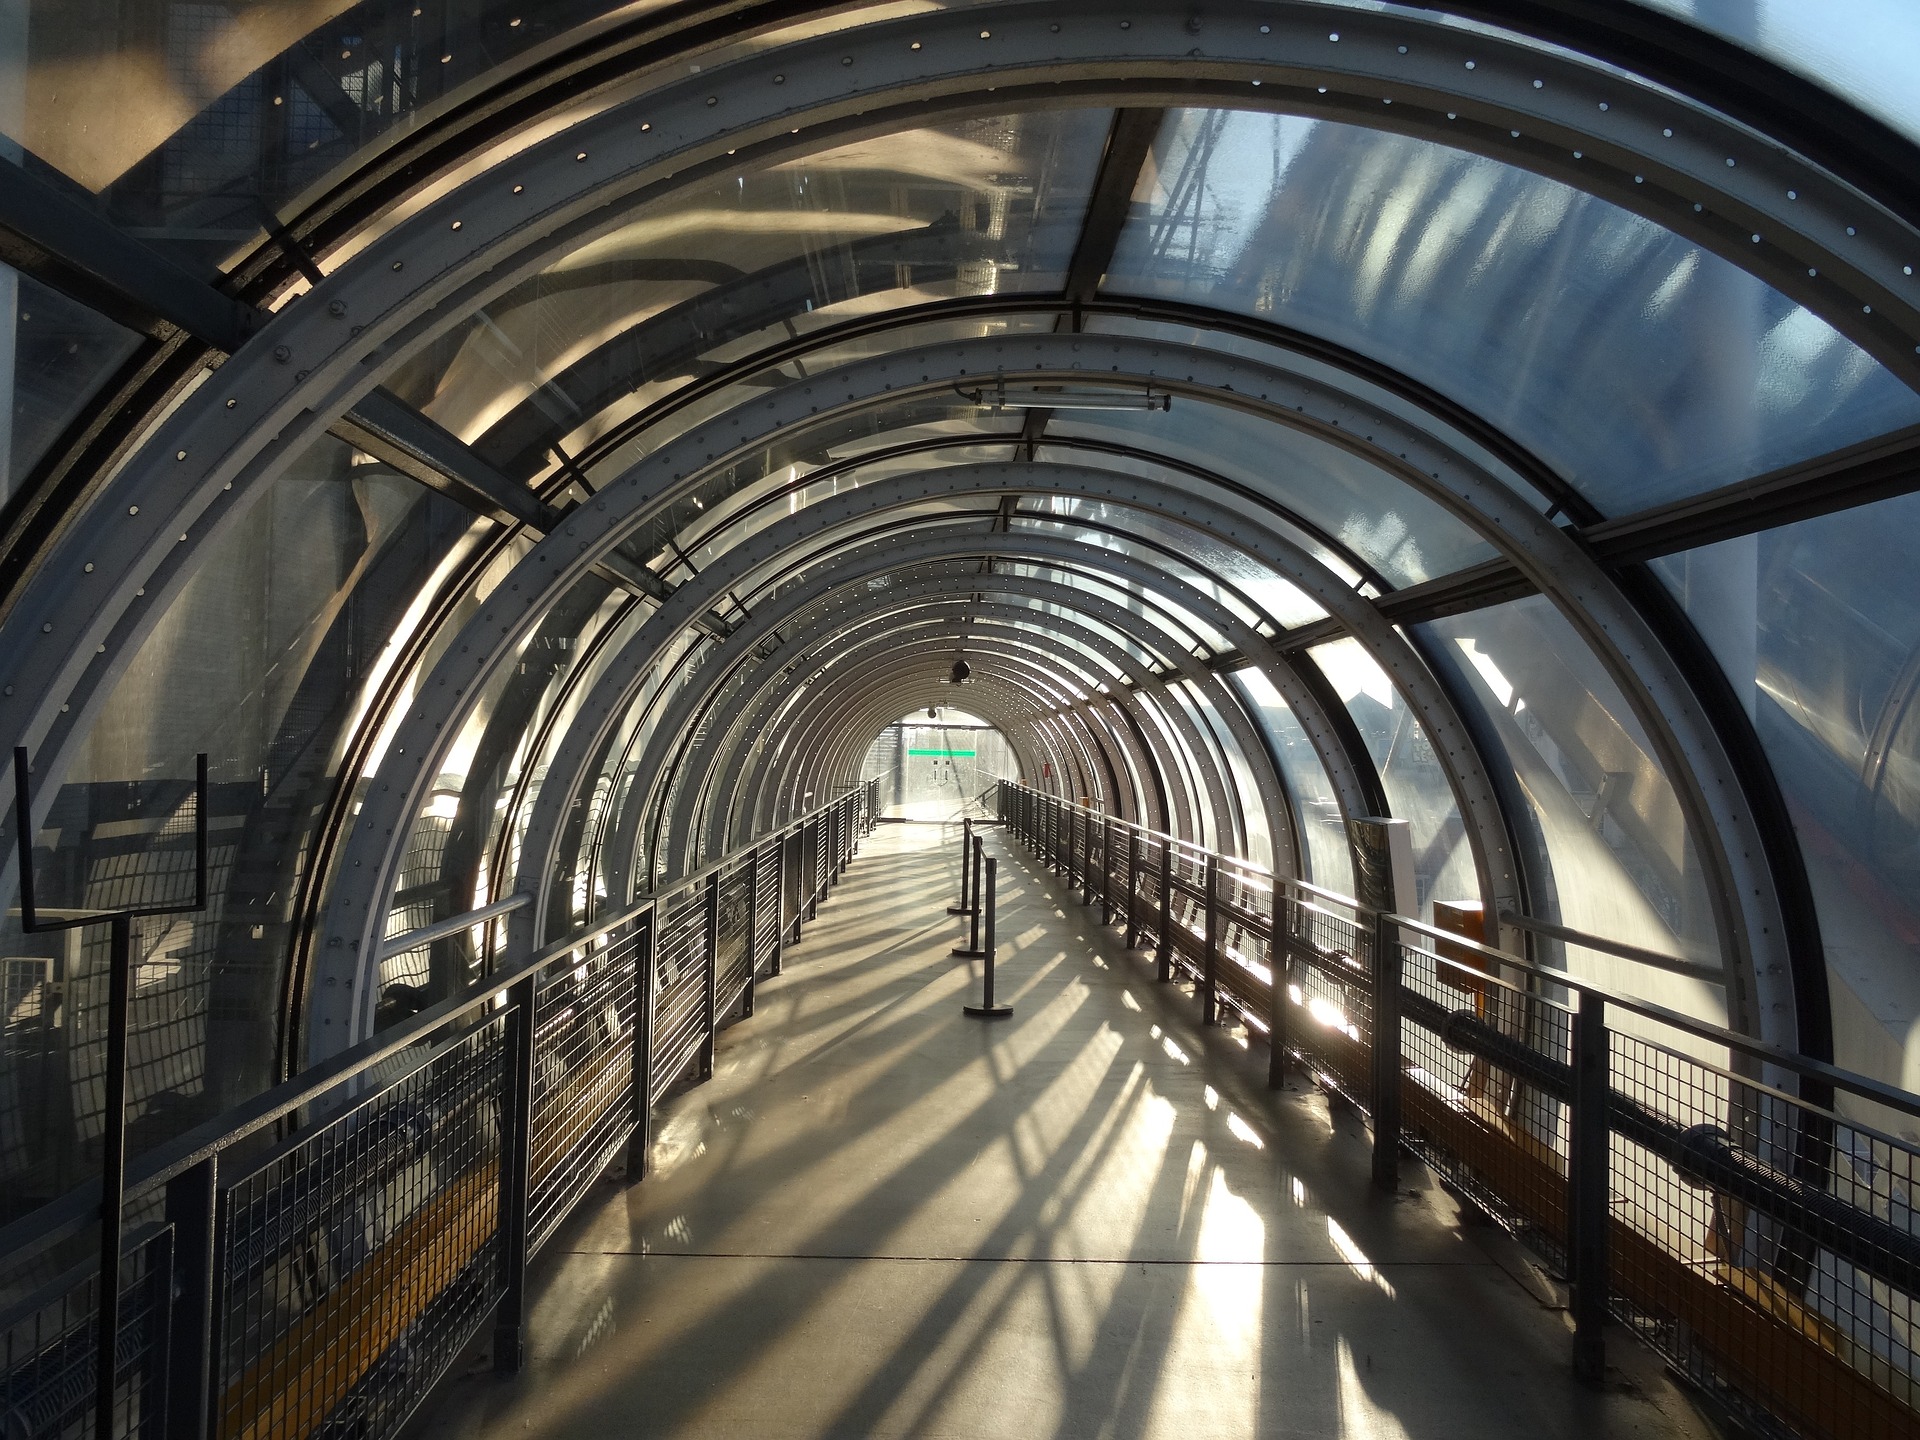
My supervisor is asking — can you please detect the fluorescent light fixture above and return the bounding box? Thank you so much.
[955,380,1172,412]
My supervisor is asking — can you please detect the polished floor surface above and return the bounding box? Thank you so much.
[415,823,1713,1440]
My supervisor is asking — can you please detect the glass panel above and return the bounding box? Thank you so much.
[4,2,670,272]
[1179,679,1269,867]
[1,266,142,503]
[1106,109,1920,515]
[1627,0,1920,149]
[1308,638,1476,920]
[386,109,1108,449]
[1045,398,1494,586]
[1233,668,1354,895]
[1420,599,1727,1023]
[1652,496,1920,1085]
[0,436,476,1198]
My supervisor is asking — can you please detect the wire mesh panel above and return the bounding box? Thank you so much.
[1276,894,1374,1106]
[650,890,709,1095]
[0,1225,172,1440]
[753,844,781,968]
[1210,865,1276,1030]
[526,922,643,1254]
[1605,1033,1920,1439]
[714,863,753,1016]
[214,1021,505,1440]
[1396,938,1573,1258]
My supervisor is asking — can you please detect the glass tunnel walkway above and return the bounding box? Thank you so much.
[413,815,1710,1440]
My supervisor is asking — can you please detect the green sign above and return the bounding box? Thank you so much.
[908,748,976,757]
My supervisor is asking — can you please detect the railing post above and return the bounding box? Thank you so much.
[1202,856,1220,1026]
[1081,810,1095,907]
[164,1154,219,1440]
[1267,884,1290,1090]
[743,844,761,1019]
[94,911,134,1440]
[700,871,721,1079]
[628,910,658,1180]
[949,818,974,915]
[494,971,538,1374]
[1570,994,1611,1383]
[1155,840,1173,982]
[1124,829,1141,947]
[1370,910,1403,1190]
[806,818,820,920]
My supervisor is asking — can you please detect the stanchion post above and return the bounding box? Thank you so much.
[494,972,537,1374]
[1370,909,1403,1189]
[699,870,720,1080]
[953,834,986,958]
[1123,828,1141,947]
[948,818,974,915]
[1569,994,1611,1383]
[627,909,658,1179]
[963,857,1013,1019]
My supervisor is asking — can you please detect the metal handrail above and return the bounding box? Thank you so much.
[999,780,1920,1121]
[0,782,872,1277]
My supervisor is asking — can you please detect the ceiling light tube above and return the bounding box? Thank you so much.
[954,381,1172,412]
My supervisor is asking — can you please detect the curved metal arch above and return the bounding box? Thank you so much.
[744,645,1143,839]
[503,511,1372,958]
[308,377,1540,1053]
[11,0,1919,852]
[720,613,1173,848]
[676,591,1266,873]
[638,548,1290,872]
[750,648,1114,833]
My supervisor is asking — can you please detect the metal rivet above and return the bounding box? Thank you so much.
[1532,79,1543,88]
[450,219,462,230]
[1787,190,1798,200]
[83,562,93,573]
[1726,157,1736,167]
[980,28,991,38]
[1398,45,1408,54]
[40,622,51,633]
[575,150,587,161]
[175,449,187,460]
[1119,19,1129,28]
[273,346,291,362]
[128,505,139,515]
[1328,32,1339,41]
[1847,226,1858,236]
[512,184,524,194]
[1464,60,1475,69]
[642,121,652,130]
[1662,127,1673,138]
[1752,234,1761,243]
[225,398,238,407]
[911,40,921,49]
[1598,101,1609,111]
[706,95,717,104]
[1259,24,1270,34]
[391,260,404,270]
[328,300,346,316]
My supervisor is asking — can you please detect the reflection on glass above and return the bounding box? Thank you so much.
[1308,638,1475,919]
[1045,400,1492,587]
[383,110,1108,455]
[1,266,141,503]
[1234,669,1353,896]
[0,436,476,1202]
[1106,110,1920,514]
[1654,496,1920,1084]
[1421,599,1724,1023]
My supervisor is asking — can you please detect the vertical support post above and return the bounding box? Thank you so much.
[494,972,537,1374]
[1267,884,1290,1090]
[1100,819,1116,925]
[1081,811,1095,907]
[700,871,720,1080]
[1570,994,1611,1383]
[1155,840,1173,983]
[949,818,974,915]
[1370,910,1403,1190]
[743,844,761,1019]
[94,912,134,1440]
[1124,829,1141,948]
[164,1155,219,1440]
[1202,856,1220,1026]
[805,819,819,920]
[627,911,658,1179]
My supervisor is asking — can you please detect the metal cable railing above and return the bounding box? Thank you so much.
[999,779,1920,1440]
[0,777,879,1440]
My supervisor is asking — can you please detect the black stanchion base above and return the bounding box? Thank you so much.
[947,904,974,916]
[963,1004,1014,1019]
[951,945,986,958]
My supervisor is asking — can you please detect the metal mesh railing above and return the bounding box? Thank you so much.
[997,779,1920,1440]
[0,782,875,1440]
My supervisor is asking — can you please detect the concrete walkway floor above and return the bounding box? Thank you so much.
[415,823,1714,1440]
